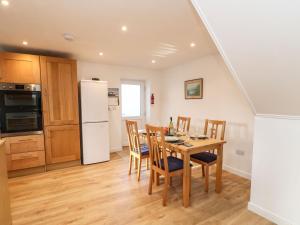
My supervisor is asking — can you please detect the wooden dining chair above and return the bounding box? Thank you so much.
[126,120,150,181]
[190,119,226,192]
[146,124,191,206]
[176,116,191,133]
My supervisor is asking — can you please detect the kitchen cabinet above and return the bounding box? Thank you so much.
[0,52,40,84]
[40,56,79,126]
[5,134,46,171]
[0,140,12,225]
[44,125,80,164]
[40,56,81,166]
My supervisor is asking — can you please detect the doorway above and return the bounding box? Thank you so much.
[121,80,145,146]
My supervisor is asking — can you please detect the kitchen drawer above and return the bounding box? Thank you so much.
[5,135,44,154]
[6,151,45,171]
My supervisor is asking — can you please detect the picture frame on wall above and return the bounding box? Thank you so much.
[185,78,203,99]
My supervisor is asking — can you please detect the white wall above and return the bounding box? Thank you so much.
[160,54,254,178]
[249,116,300,225]
[77,61,161,152]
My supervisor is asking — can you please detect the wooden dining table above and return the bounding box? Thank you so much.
[139,130,226,208]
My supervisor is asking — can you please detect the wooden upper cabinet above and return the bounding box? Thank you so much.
[44,125,80,164]
[40,56,79,126]
[0,52,40,84]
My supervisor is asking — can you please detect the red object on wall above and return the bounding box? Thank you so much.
[151,93,155,105]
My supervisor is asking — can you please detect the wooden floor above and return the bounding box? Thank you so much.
[8,149,274,225]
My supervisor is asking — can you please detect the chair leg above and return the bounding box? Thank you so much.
[202,165,205,177]
[137,158,142,181]
[128,155,133,175]
[163,176,169,206]
[156,173,160,186]
[205,165,209,192]
[146,157,149,170]
[169,177,173,186]
[134,157,138,170]
[148,169,154,195]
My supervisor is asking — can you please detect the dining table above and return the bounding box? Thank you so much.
[138,129,226,208]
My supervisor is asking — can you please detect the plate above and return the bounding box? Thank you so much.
[190,134,208,139]
[165,136,179,142]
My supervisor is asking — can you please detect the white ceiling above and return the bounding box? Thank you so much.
[0,0,217,69]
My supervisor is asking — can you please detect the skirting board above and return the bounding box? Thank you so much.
[223,164,251,180]
[110,147,123,153]
[248,202,295,225]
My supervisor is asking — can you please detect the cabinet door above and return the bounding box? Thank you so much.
[0,52,40,84]
[0,142,12,225]
[40,56,79,126]
[45,125,80,164]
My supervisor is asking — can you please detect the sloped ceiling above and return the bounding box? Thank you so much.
[191,0,300,116]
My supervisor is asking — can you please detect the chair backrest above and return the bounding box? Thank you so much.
[176,116,191,133]
[126,120,142,154]
[204,119,226,140]
[145,124,168,172]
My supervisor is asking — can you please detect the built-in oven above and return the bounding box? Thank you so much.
[0,83,43,136]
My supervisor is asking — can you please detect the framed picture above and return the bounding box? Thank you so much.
[185,78,203,99]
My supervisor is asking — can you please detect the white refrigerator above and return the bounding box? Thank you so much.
[80,80,110,164]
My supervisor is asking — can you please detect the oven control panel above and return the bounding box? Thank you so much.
[0,83,41,91]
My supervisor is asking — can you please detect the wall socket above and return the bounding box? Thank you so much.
[236,149,245,156]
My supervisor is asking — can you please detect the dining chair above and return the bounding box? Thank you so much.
[146,124,191,206]
[126,120,150,181]
[176,116,191,133]
[190,119,226,192]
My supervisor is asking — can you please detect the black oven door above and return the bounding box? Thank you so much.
[0,111,43,134]
[0,90,41,109]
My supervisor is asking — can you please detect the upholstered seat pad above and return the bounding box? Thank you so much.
[140,144,149,156]
[157,156,191,172]
[191,152,217,163]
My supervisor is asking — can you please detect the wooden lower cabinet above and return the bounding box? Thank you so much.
[0,140,12,225]
[44,125,81,164]
[6,151,45,171]
[5,134,46,172]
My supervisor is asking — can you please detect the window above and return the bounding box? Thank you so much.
[121,81,144,117]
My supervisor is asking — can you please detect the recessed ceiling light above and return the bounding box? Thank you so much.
[151,60,156,64]
[1,0,9,6]
[190,42,196,48]
[22,41,28,46]
[99,52,104,56]
[121,26,128,32]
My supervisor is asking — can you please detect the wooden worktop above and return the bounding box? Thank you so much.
[0,139,12,225]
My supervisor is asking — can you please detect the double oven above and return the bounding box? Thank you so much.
[0,83,43,137]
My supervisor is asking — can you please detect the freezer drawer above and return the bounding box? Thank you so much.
[81,122,110,164]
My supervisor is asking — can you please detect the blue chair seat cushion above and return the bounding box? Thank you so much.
[140,144,149,156]
[191,152,217,163]
[156,156,191,172]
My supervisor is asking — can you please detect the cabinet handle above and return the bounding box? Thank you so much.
[17,139,33,142]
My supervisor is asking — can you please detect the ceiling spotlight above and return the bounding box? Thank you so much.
[121,26,128,32]
[99,52,104,56]
[190,42,196,48]
[151,60,156,64]
[22,41,28,46]
[1,0,9,6]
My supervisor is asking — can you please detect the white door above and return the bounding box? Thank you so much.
[121,80,145,146]
[82,122,110,164]
[80,80,108,123]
